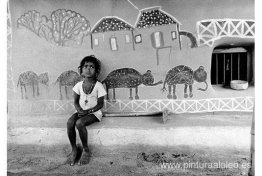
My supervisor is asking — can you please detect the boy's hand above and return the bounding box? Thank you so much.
[78,109,92,117]
[77,108,86,117]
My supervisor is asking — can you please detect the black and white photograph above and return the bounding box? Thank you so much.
[6,0,257,175]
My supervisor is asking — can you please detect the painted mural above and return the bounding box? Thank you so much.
[16,6,198,56]
[135,6,181,29]
[17,71,49,99]
[135,6,181,65]
[17,9,90,47]
[9,0,255,115]
[92,17,134,33]
[162,65,208,99]
[91,16,135,50]
[196,19,255,46]
[55,70,82,99]
[102,68,162,100]
[179,31,198,48]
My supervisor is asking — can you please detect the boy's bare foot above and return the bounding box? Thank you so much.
[78,149,91,165]
[67,149,78,166]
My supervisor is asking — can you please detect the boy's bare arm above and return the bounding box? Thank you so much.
[82,96,105,115]
[73,92,83,113]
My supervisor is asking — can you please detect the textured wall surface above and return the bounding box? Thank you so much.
[8,0,255,114]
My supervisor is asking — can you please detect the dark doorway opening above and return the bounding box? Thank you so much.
[211,46,254,87]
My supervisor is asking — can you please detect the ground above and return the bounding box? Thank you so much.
[7,144,251,176]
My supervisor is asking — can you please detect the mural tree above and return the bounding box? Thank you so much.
[17,9,91,47]
[17,10,44,36]
[38,16,53,42]
[51,9,90,46]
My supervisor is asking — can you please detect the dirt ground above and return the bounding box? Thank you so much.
[7,144,251,176]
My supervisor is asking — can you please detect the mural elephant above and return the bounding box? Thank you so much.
[162,65,208,99]
[55,70,82,99]
[17,71,49,99]
[102,68,163,100]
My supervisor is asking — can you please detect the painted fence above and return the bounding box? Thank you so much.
[196,19,255,47]
[8,97,254,115]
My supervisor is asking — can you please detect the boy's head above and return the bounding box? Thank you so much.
[78,55,101,77]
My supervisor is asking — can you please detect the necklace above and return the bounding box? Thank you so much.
[83,82,94,105]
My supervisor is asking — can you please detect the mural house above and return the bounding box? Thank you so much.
[90,16,135,51]
[133,6,182,65]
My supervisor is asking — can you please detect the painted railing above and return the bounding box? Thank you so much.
[8,97,254,115]
[196,19,255,47]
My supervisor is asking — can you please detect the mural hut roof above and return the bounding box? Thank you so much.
[135,6,182,29]
[91,16,134,33]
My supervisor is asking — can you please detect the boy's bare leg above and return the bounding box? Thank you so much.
[76,114,98,165]
[67,113,79,166]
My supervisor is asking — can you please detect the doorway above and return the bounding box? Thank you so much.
[211,46,254,87]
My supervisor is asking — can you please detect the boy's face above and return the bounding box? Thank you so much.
[82,62,96,78]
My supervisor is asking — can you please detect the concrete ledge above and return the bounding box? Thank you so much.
[8,126,251,150]
[8,113,252,151]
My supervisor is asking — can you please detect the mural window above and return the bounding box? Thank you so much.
[135,34,142,43]
[151,31,164,48]
[110,37,118,51]
[211,47,254,87]
[125,34,131,43]
[171,31,177,40]
[94,38,99,46]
